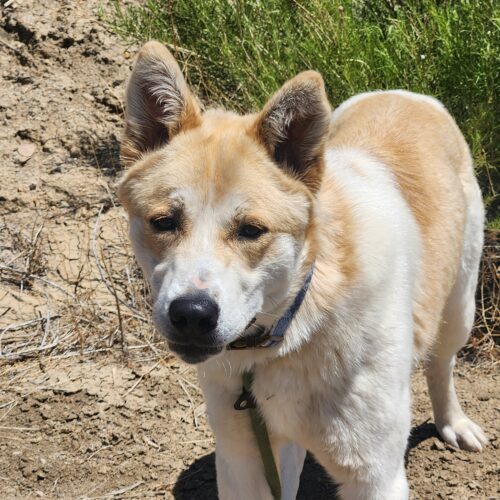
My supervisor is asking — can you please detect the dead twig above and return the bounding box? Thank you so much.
[91,204,147,322]
[92,481,144,498]
[124,360,161,397]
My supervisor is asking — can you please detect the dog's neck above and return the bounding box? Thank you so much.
[227,264,315,351]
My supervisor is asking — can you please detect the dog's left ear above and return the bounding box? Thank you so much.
[252,71,331,192]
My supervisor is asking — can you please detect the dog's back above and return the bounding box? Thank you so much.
[328,90,483,357]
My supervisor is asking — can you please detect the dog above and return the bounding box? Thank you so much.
[118,41,488,499]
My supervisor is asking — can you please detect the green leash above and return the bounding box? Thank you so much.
[237,371,282,500]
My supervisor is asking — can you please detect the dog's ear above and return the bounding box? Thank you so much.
[252,71,331,192]
[121,41,201,167]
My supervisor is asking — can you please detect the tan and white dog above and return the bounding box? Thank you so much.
[118,41,487,499]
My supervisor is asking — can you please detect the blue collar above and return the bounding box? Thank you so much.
[227,265,314,350]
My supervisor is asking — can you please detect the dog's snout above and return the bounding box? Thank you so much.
[169,293,219,336]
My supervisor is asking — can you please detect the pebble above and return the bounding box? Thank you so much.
[431,440,446,451]
[18,142,36,158]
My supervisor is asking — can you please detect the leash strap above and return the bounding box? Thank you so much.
[237,370,282,500]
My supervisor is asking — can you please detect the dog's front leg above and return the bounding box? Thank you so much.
[198,366,274,500]
[337,464,408,500]
[215,440,274,500]
[217,439,306,500]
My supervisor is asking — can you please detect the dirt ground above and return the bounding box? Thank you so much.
[0,1,498,498]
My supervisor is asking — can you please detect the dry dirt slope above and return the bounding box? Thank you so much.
[0,1,499,498]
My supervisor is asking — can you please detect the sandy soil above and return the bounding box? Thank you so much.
[0,1,498,498]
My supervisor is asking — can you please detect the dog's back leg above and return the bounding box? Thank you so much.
[425,182,488,451]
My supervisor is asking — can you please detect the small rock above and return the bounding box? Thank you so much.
[82,406,99,417]
[40,407,52,420]
[86,385,101,397]
[431,440,446,451]
[97,465,109,475]
[18,142,36,158]
[42,140,55,153]
[53,382,81,395]
[65,411,78,421]
[32,392,49,403]
[104,392,125,407]
[141,421,153,431]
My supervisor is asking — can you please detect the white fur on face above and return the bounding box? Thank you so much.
[129,186,303,349]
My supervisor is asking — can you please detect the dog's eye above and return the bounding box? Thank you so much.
[150,216,177,232]
[238,224,267,240]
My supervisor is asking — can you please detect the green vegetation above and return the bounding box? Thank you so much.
[107,0,499,226]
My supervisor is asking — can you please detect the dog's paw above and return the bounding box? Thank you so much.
[437,416,488,452]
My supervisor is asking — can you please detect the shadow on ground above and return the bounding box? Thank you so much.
[408,421,440,450]
[79,132,122,177]
[172,422,441,499]
[172,451,337,499]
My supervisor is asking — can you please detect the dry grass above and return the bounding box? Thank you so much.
[0,209,170,364]
[0,222,47,291]
[462,230,500,362]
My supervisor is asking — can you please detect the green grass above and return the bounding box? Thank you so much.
[106,0,499,227]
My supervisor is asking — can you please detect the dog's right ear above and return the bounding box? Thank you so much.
[251,71,330,193]
[121,41,201,167]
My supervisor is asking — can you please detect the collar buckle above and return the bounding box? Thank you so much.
[234,387,257,410]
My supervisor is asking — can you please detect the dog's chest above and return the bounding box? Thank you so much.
[250,365,326,443]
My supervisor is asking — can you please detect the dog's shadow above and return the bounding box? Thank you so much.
[172,452,338,499]
[171,421,439,499]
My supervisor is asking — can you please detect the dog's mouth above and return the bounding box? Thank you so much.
[164,311,277,364]
[166,317,264,364]
[168,342,224,364]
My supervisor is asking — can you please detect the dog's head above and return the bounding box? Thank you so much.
[119,41,330,364]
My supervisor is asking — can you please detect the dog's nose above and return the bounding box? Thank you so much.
[168,293,219,336]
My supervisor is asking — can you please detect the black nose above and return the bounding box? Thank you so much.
[168,293,219,337]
